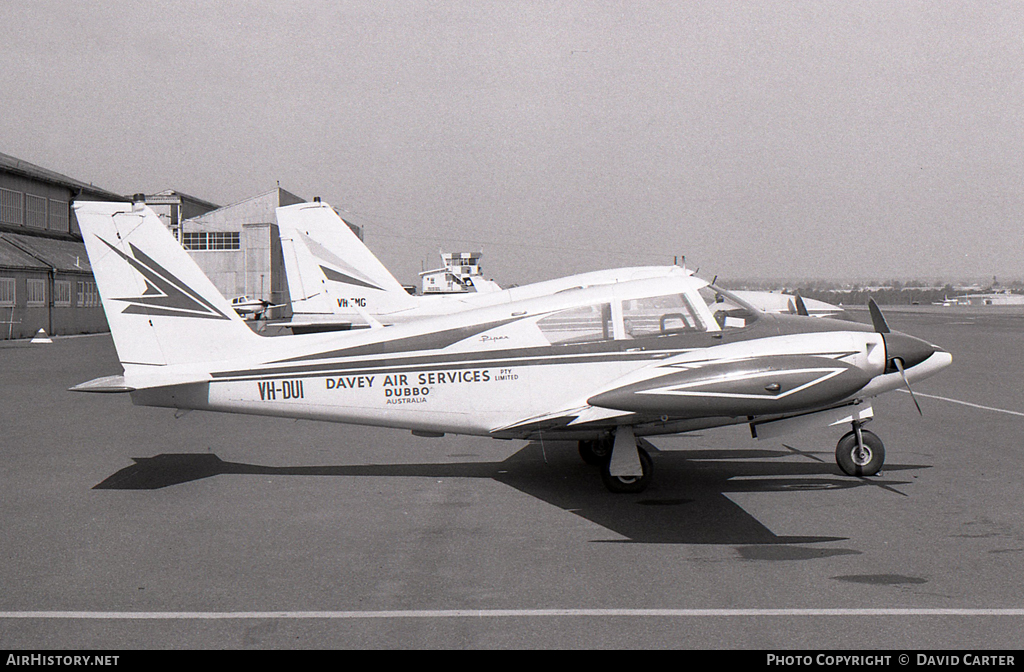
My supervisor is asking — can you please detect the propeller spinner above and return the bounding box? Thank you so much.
[868,298,934,415]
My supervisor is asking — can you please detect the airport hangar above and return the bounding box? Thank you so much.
[0,150,362,338]
[0,151,123,340]
[159,189,363,320]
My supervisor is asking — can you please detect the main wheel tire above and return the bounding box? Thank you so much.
[601,446,653,493]
[578,437,612,466]
[836,429,885,476]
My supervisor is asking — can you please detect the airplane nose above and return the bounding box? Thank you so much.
[882,331,940,370]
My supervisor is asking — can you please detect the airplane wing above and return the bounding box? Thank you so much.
[490,404,635,439]
[278,318,363,334]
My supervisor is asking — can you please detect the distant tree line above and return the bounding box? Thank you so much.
[796,286,955,306]
[722,278,1024,306]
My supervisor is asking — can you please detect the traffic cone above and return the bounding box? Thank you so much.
[30,328,52,344]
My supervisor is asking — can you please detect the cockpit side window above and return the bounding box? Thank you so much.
[698,286,759,330]
[537,303,613,345]
[620,293,705,339]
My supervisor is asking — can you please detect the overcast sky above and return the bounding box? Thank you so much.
[1,1,1020,286]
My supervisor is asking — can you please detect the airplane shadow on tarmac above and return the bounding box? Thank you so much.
[93,441,925,547]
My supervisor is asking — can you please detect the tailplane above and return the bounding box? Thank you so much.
[74,200,262,370]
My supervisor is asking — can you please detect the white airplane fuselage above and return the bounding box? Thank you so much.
[72,201,952,491]
[127,276,948,441]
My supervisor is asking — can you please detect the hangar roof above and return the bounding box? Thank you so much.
[147,188,221,210]
[0,232,92,273]
[0,151,124,201]
[0,236,48,271]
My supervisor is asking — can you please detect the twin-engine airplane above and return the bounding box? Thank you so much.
[731,290,847,320]
[277,200,846,332]
[72,201,952,493]
[276,200,691,333]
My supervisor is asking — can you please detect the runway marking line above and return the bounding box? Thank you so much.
[899,390,1024,418]
[3,609,1024,619]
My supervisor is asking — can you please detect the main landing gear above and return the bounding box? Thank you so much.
[835,420,885,477]
[578,437,612,466]
[580,419,885,491]
[579,427,653,494]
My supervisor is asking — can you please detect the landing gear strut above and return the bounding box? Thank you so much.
[835,420,885,476]
[579,427,653,493]
[601,445,652,494]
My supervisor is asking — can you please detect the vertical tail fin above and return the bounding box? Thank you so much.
[277,202,417,325]
[74,201,262,369]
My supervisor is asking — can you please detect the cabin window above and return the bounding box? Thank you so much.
[537,303,613,345]
[699,286,758,329]
[621,293,704,338]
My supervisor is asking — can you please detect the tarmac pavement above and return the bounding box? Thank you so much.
[1,307,1023,649]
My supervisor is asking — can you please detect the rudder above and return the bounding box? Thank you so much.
[74,200,262,369]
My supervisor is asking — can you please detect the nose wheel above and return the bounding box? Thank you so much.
[836,422,885,476]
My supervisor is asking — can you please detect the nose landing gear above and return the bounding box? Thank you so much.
[836,420,885,476]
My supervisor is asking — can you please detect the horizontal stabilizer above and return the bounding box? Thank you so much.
[69,375,134,393]
[71,367,214,393]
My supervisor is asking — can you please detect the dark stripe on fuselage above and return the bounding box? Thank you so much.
[210,314,874,383]
[271,316,529,363]
[214,348,676,383]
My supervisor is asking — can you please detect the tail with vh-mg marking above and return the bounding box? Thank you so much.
[276,201,418,328]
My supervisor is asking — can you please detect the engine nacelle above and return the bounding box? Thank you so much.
[587,354,873,418]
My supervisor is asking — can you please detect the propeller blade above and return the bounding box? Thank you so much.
[794,294,809,317]
[868,298,890,334]
[893,358,923,415]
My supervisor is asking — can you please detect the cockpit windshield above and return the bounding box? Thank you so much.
[698,285,760,330]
